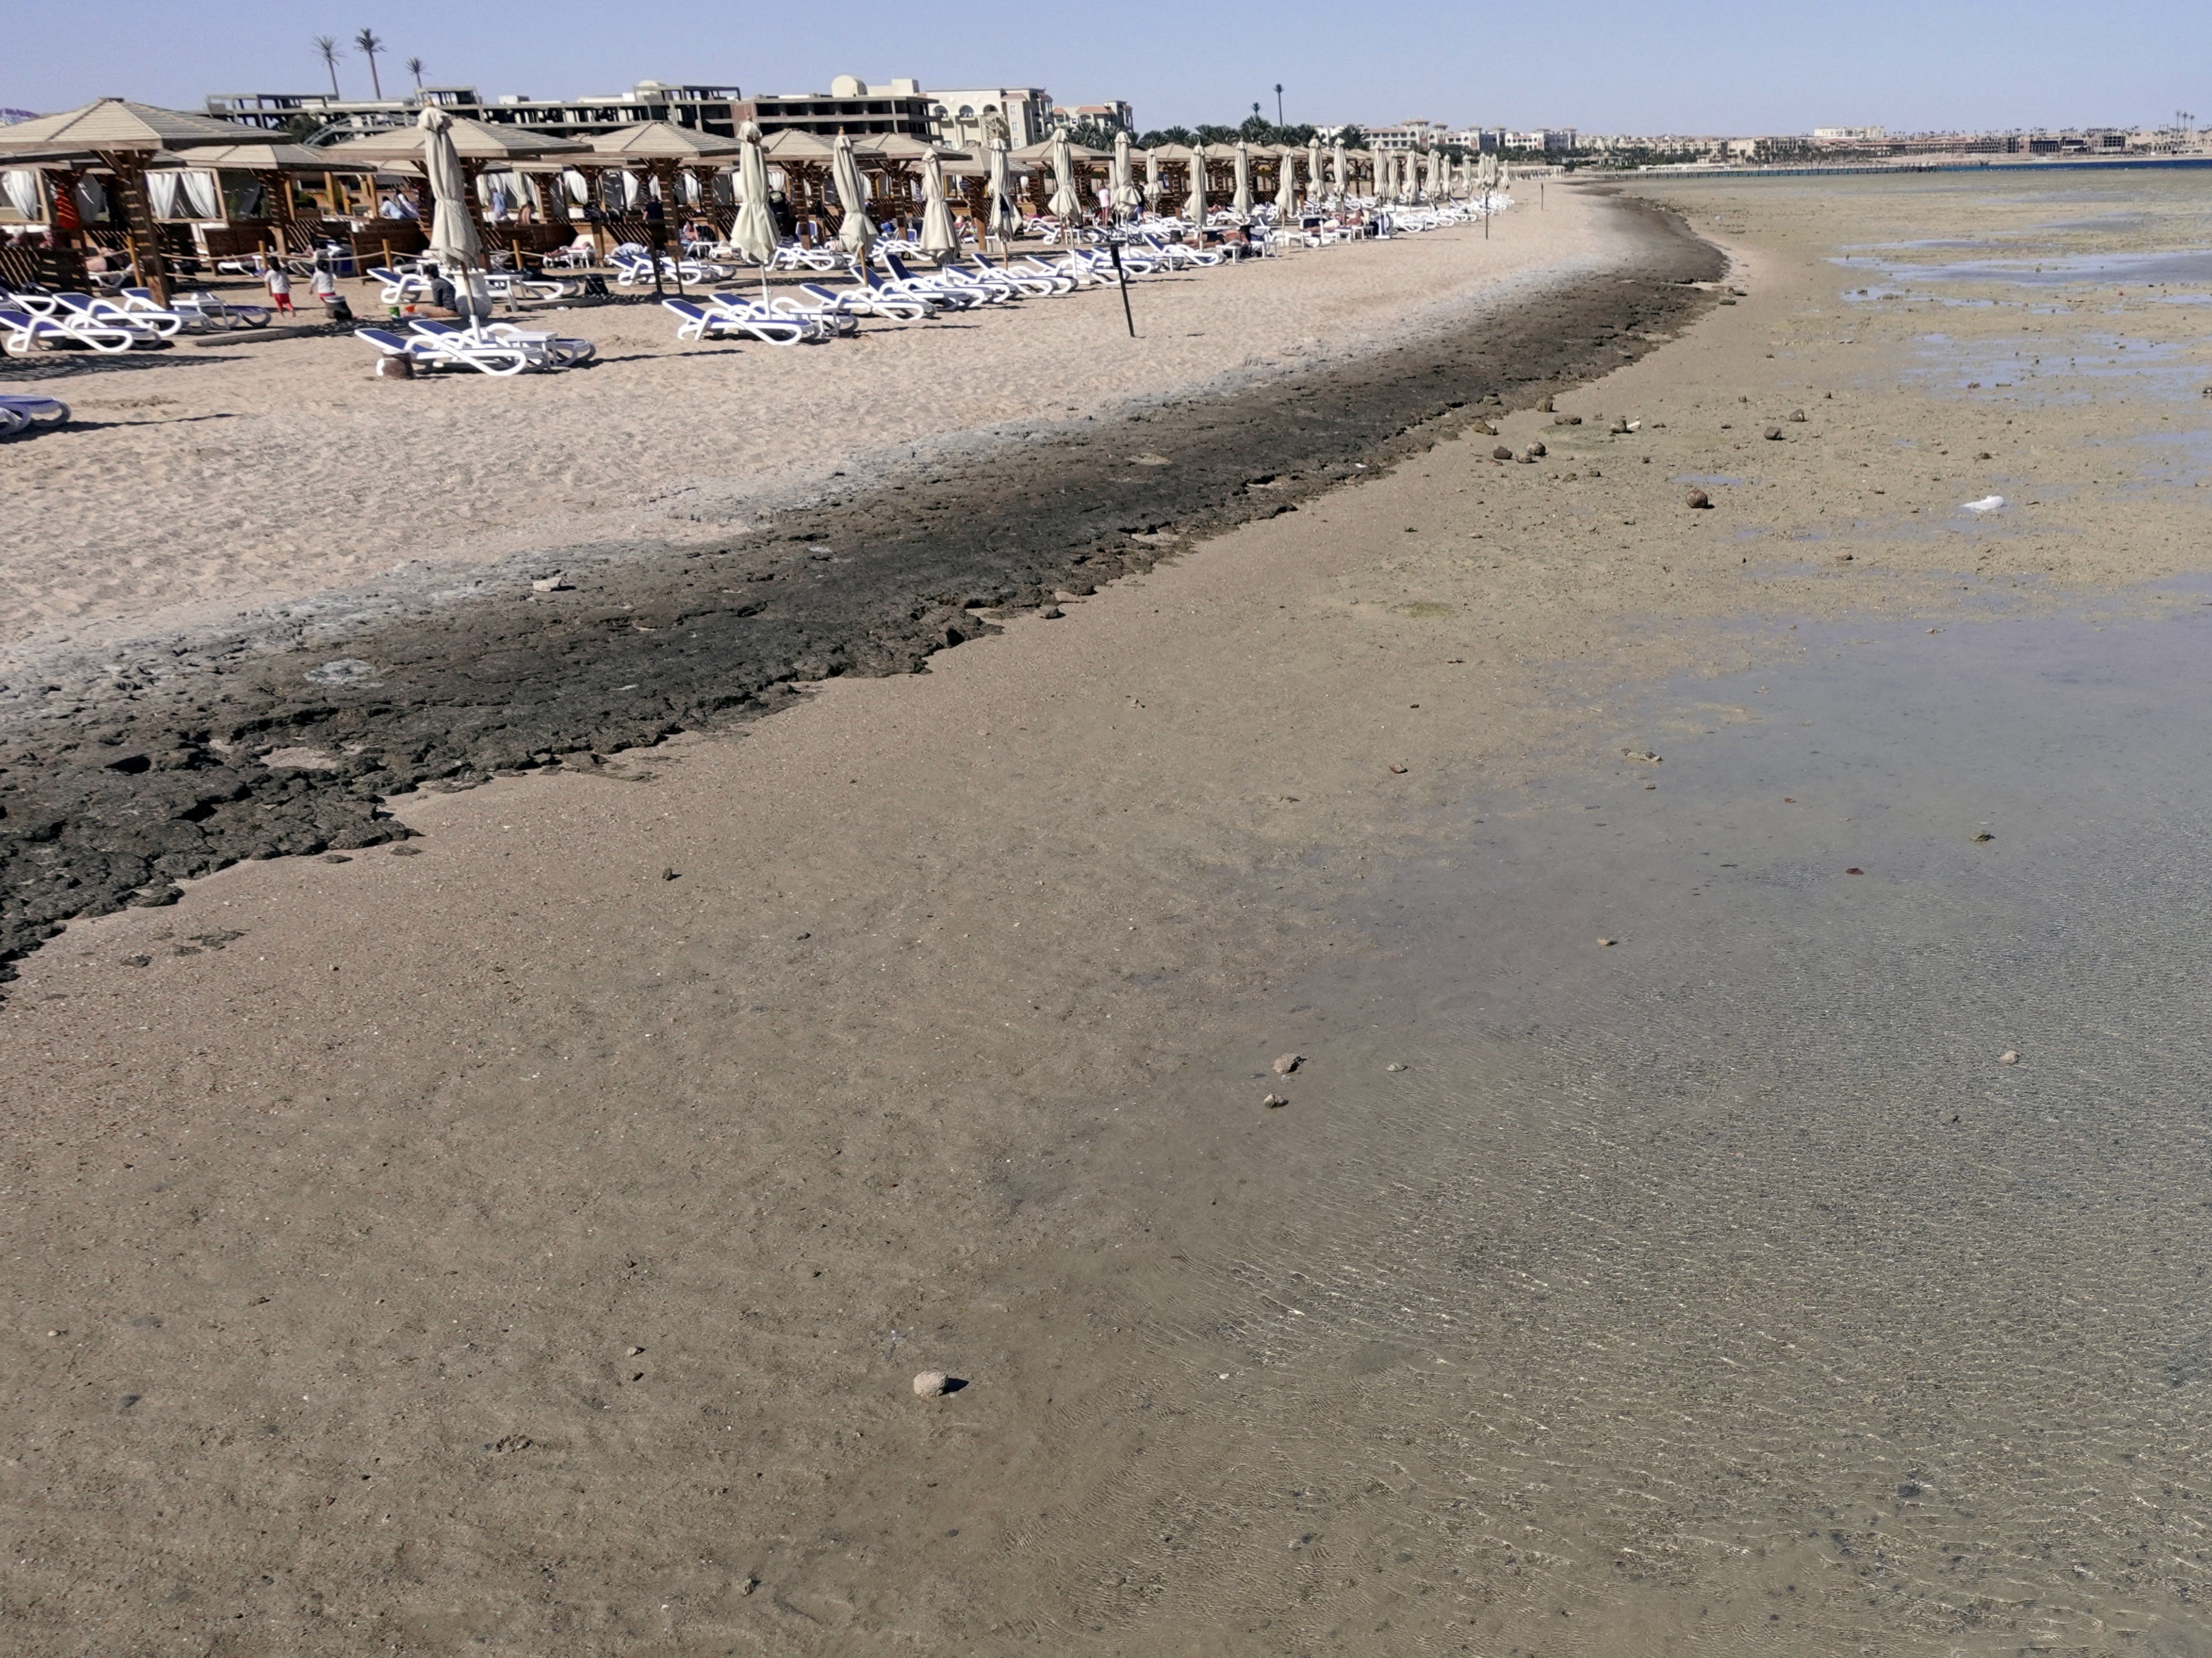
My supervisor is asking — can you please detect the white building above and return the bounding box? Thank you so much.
[926,87,1055,149]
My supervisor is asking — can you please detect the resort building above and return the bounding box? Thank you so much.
[747,77,938,140]
[205,81,748,143]
[925,89,1056,150]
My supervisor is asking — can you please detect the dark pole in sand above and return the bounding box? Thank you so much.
[1109,234,1136,338]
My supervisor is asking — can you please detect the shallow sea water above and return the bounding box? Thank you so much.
[1043,600,2212,1654]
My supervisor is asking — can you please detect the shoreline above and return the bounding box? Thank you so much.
[0,194,1722,981]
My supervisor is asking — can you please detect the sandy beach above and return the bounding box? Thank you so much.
[6,171,2212,1653]
[1,201,1600,691]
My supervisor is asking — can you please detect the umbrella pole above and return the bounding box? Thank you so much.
[1110,239,1135,339]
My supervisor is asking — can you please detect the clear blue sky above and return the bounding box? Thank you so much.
[10,0,2208,135]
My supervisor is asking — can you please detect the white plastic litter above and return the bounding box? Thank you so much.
[1962,495,2006,513]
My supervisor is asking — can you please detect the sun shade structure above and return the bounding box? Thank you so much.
[1046,130,1081,234]
[1143,145,1161,210]
[983,110,1019,243]
[0,97,264,303]
[584,122,745,161]
[1274,146,1298,217]
[1111,130,1141,220]
[320,117,588,165]
[415,107,490,322]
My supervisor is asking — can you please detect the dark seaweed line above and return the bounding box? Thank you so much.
[0,196,1721,984]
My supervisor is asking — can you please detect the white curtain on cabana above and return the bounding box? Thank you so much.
[146,171,182,220]
[183,171,220,218]
[2,169,43,221]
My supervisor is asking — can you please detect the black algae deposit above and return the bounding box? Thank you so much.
[0,194,1720,983]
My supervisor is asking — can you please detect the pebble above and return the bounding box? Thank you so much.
[1491,444,1513,460]
[531,574,573,593]
[1787,409,1807,423]
[1973,831,1994,843]
[661,867,681,881]
[1621,748,1661,764]
[1040,605,1064,619]
[912,1370,949,1398]
[120,954,151,968]
[1844,867,1863,876]
[321,853,352,864]
[390,844,422,857]
[1998,1050,2019,1066]
[1262,1093,1287,1107]
[1386,1063,1405,1073]
[1273,1054,1301,1075]
[1598,937,1616,947]
[1388,763,1408,774]
[1764,426,1784,441]
[1526,440,1547,458]
[1685,488,1711,509]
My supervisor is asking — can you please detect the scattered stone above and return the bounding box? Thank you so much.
[1685,488,1712,509]
[129,885,182,908]
[1835,552,1855,563]
[120,954,151,968]
[1388,763,1408,774]
[661,867,680,881]
[1598,937,1616,947]
[1526,440,1546,458]
[913,1370,950,1398]
[1844,867,1863,876]
[1552,413,1583,426]
[1621,748,1661,764]
[628,1345,645,1357]
[1975,451,1991,460]
[320,852,352,864]
[1998,1050,2019,1065]
[531,575,573,593]
[389,844,422,857]
[1962,495,2006,513]
[303,658,378,686]
[1131,453,1172,466]
[1040,605,1065,619]
[1491,445,1513,460]
[1273,1054,1301,1075]
[1973,831,1994,843]
[1538,396,1555,413]
[1764,426,1784,441]
[1262,1093,1287,1107]
[1787,409,1807,423]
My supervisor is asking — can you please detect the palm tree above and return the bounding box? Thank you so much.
[406,56,426,93]
[354,28,387,99]
[313,35,342,98]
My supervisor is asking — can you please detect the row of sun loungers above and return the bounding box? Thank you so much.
[353,319,597,376]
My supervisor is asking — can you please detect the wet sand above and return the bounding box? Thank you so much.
[6,173,2212,1654]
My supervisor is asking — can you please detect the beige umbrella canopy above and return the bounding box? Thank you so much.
[1184,147,1207,224]
[1144,146,1162,210]
[1274,147,1298,218]
[1111,130,1141,220]
[413,106,492,323]
[917,146,959,260]
[1046,130,1081,232]
[730,120,778,266]
[982,110,1019,242]
[1332,140,1347,202]
[1231,141,1252,219]
[830,131,875,261]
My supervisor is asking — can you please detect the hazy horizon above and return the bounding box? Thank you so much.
[10,0,2208,137]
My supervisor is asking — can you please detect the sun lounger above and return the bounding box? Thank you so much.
[409,318,596,368]
[0,304,140,354]
[707,291,857,338]
[54,290,180,340]
[355,324,531,375]
[662,298,816,346]
[367,266,436,305]
[799,280,934,322]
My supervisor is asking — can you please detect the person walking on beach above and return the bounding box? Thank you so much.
[263,258,295,316]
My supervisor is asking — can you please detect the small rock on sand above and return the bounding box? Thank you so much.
[1262,1093,1288,1107]
[1764,426,1784,441]
[1788,409,1807,423]
[1998,1050,2019,1065]
[1686,488,1711,509]
[390,844,422,857]
[1598,937,1616,947]
[1492,445,1513,461]
[912,1371,949,1398]
[1273,1054,1301,1075]
[1973,831,1994,842]
[1386,1063,1405,1073]
[531,575,573,593]
[1526,440,1547,458]
[1388,763,1408,774]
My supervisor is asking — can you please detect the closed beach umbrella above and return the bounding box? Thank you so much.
[1144,146,1161,210]
[984,115,1019,242]
[731,120,777,266]
[1047,130,1081,232]
[1184,150,1206,224]
[918,146,958,261]
[831,131,876,261]
[1399,153,1417,206]
[1422,150,1438,202]
[1274,147,1297,217]
[417,106,490,323]
[1307,135,1325,207]
[1232,140,1252,219]
[1331,139,1347,203]
[1111,130,1141,220]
